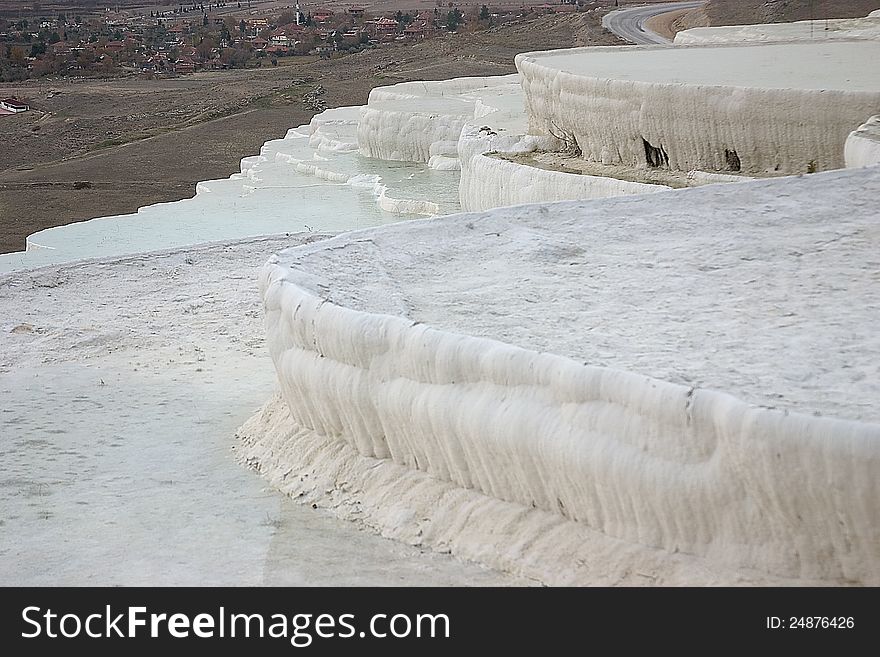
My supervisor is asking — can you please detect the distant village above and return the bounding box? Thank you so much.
[0,1,587,82]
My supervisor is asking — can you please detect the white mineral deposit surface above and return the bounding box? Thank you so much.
[846,115,880,167]
[0,237,525,585]
[0,78,528,275]
[674,13,880,44]
[255,163,880,585]
[528,40,880,91]
[0,108,464,274]
[3,36,879,586]
[277,166,880,424]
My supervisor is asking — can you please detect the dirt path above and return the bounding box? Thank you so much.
[645,7,695,39]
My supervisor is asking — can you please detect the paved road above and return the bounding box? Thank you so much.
[603,2,705,45]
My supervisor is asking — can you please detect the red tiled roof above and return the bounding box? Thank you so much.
[2,98,29,110]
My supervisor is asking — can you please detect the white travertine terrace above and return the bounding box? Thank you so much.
[353,69,752,213]
[256,166,880,585]
[457,125,669,211]
[457,127,757,212]
[4,21,880,585]
[845,115,880,167]
[356,75,523,166]
[674,12,880,44]
[16,37,866,273]
[0,102,464,273]
[516,41,880,174]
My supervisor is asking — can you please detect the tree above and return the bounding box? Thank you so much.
[196,35,215,59]
[446,9,463,31]
[10,46,26,65]
[203,14,209,26]
[77,48,95,68]
[33,53,60,76]
[49,31,61,44]
[239,19,246,34]
[278,10,296,25]
[480,5,490,21]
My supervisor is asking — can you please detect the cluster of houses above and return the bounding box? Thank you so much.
[136,5,487,71]
[258,8,442,58]
[40,7,445,74]
[2,2,588,78]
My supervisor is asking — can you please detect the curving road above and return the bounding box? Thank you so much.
[603,1,705,45]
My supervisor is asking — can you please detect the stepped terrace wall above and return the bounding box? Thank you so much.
[845,115,880,167]
[257,166,880,584]
[516,41,880,175]
[356,75,523,165]
[457,126,669,211]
